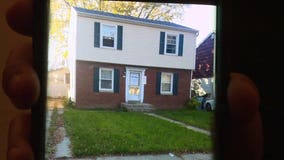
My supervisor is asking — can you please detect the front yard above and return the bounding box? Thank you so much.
[63,109,212,157]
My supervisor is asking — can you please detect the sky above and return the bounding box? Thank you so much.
[173,4,216,46]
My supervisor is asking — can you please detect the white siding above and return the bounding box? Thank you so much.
[74,15,197,70]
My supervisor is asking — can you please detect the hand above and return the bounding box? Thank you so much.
[3,0,39,159]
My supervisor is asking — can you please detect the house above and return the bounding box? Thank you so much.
[47,67,70,98]
[68,7,199,109]
[192,32,215,97]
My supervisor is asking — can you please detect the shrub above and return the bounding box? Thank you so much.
[185,97,201,110]
[63,97,75,109]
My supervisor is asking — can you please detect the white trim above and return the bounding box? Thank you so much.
[125,67,146,103]
[100,23,117,49]
[160,72,174,95]
[99,68,114,92]
[164,33,179,56]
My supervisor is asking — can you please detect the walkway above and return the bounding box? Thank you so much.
[145,113,211,136]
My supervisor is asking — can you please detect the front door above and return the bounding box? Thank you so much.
[126,68,145,103]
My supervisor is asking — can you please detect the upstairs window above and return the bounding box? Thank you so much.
[166,34,178,54]
[159,32,184,56]
[94,22,123,50]
[101,24,116,48]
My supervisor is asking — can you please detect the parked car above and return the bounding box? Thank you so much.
[195,93,215,111]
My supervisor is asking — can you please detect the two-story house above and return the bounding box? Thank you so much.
[68,7,199,109]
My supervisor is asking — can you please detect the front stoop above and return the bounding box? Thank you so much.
[121,102,156,112]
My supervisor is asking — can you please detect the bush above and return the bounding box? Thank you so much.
[185,97,201,110]
[63,97,75,109]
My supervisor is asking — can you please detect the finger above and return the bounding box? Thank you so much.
[7,145,34,160]
[6,0,33,36]
[227,73,260,124]
[226,73,263,160]
[8,113,31,146]
[226,114,263,160]
[8,113,34,160]
[2,43,40,109]
[6,42,33,66]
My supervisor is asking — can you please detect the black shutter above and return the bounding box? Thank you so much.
[159,32,165,54]
[114,69,120,93]
[94,67,100,92]
[117,25,123,50]
[156,72,161,95]
[178,34,184,56]
[94,22,100,48]
[173,73,179,95]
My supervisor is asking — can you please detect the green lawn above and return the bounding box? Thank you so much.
[154,109,214,130]
[63,109,212,157]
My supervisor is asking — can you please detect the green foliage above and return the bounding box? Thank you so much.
[185,97,201,110]
[63,97,75,109]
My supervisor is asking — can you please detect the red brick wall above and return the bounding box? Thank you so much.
[76,61,125,108]
[76,60,191,109]
[144,68,191,109]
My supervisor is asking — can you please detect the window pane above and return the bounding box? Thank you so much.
[101,70,112,79]
[103,37,114,47]
[161,74,171,83]
[166,44,176,54]
[166,35,176,53]
[102,25,115,47]
[161,83,171,92]
[101,80,112,89]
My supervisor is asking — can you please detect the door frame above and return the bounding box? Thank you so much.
[125,67,146,103]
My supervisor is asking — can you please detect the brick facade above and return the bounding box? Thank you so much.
[76,60,191,109]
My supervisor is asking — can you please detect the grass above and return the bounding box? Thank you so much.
[63,109,212,157]
[154,109,214,130]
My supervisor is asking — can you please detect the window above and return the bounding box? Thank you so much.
[166,34,178,54]
[161,72,173,94]
[159,32,183,56]
[94,22,123,50]
[101,24,116,48]
[99,68,114,91]
[64,73,70,84]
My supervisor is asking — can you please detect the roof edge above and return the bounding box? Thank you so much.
[73,7,199,34]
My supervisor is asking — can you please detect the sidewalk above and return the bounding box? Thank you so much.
[68,153,213,160]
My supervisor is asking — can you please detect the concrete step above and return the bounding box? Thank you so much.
[121,102,156,112]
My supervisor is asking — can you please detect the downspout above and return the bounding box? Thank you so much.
[189,70,193,99]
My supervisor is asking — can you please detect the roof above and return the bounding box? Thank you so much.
[73,7,199,34]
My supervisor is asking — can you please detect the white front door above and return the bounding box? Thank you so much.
[126,68,145,103]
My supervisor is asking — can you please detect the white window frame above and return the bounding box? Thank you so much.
[164,33,179,55]
[99,68,114,92]
[100,24,117,49]
[160,72,173,95]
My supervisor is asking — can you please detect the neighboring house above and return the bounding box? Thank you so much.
[68,7,199,109]
[192,32,215,97]
[47,67,70,98]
